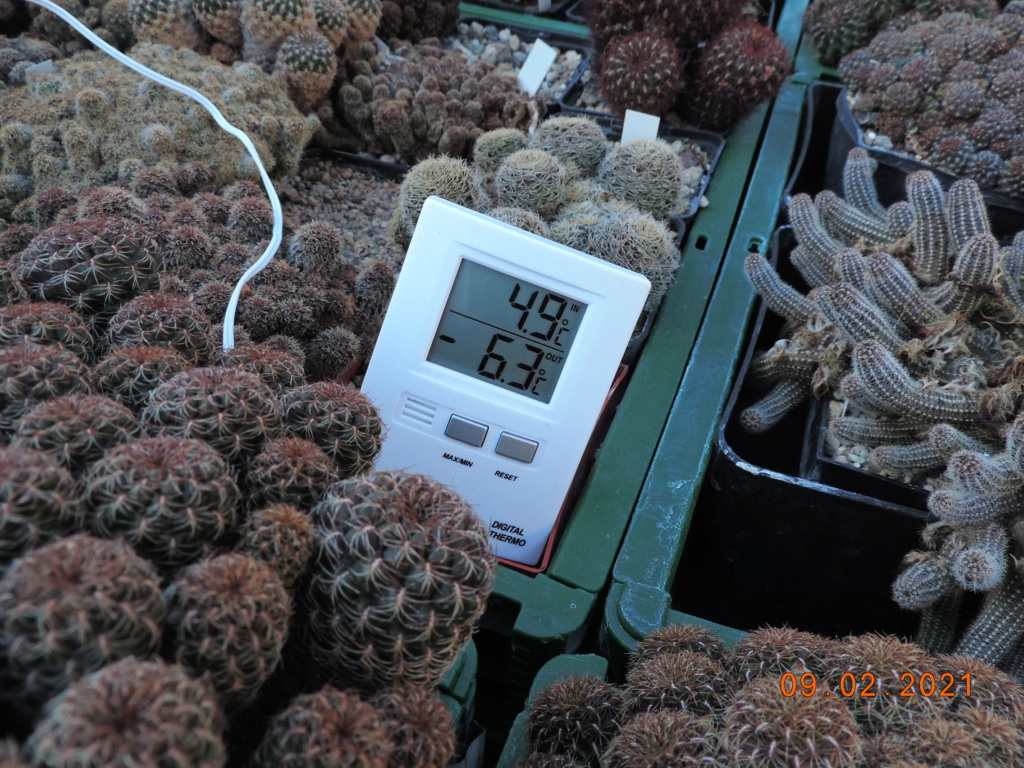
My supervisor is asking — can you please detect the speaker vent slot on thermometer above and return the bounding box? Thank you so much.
[401,397,437,426]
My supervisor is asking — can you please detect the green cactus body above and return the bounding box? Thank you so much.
[907,170,952,284]
[398,156,484,236]
[738,379,807,434]
[842,147,888,221]
[925,233,999,317]
[928,423,996,459]
[829,415,926,447]
[529,117,609,177]
[915,588,964,655]
[312,0,347,50]
[851,339,978,422]
[955,565,1024,664]
[589,208,679,314]
[790,245,833,288]
[494,149,569,220]
[834,248,875,297]
[744,253,814,325]
[867,441,946,474]
[816,282,909,352]
[946,450,1021,496]
[240,0,316,66]
[105,292,214,366]
[892,551,954,610]
[276,29,338,113]
[474,128,529,177]
[788,193,846,269]
[947,178,992,253]
[749,342,819,387]
[129,0,202,47]
[340,0,381,51]
[928,487,1024,525]
[886,200,914,241]
[864,250,947,328]
[815,189,889,245]
[190,0,243,45]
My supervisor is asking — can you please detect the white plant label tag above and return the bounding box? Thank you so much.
[621,109,661,144]
[25,59,56,75]
[518,39,557,96]
[538,0,551,10]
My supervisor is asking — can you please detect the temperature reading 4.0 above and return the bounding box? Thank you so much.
[426,259,588,403]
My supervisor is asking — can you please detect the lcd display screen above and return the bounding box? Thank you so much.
[426,259,588,403]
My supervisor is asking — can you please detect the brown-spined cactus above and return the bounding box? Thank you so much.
[731,626,840,681]
[143,366,283,468]
[278,381,382,477]
[86,436,240,571]
[377,0,458,44]
[597,31,686,118]
[304,470,496,690]
[0,446,85,573]
[164,553,291,713]
[304,325,362,382]
[601,710,721,768]
[396,155,484,239]
[247,685,393,767]
[15,217,160,317]
[526,676,624,764]
[90,344,190,412]
[631,622,729,667]
[0,535,166,710]
[369,685,457,768]
[12,393,142,476]
[25,658,226,768]
[0,301,94,363]
[244,435,340,510]
[239,0,316,66]
[719,676,864,767]
[275,29,337,113]
[624,650,738,717]
[285,218,345,279]
[0,343,93,434]
[104,292,214,365]
[236,503,314,589]
[218,343,307,393]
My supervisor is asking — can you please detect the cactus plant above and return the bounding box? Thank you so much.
[236,503,314,589]
[596,32,685,118]
[526,676,624,763]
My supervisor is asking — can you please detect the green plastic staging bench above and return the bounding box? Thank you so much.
[599,79,810,677]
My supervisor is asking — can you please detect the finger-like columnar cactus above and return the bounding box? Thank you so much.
[248,685,394,767]
[743,254,814,325]
[12,393,142,476]
[529,117,609,177]
[143,366,283,468]
[906,170,952,285]
[304,471,496,690]
[0,535,165,710]
[86,436,239,571]
[245,436,340,511]
[25,658,226,768]
[105,292,214,365]
[892,551,955,611]
[0,446,84,573]
[814,190,889,244]
[817,282,910,351]
[278,381,382,477]
[954,562,1024,664]
[164,553,291,713]
[236,503,314,590]
[720,676,863,767]
[16,217,160,317]
[494,149,569,220]
[597,32,685,117]
[864,251,947,327]
[276,30,337,113]
[829,415,925,447]
[598,139,684,221]
[0,343,92,434]
[527,676,624,763]
[738,379,808,434]
[0,302,94,363]
[949,524,1009,592]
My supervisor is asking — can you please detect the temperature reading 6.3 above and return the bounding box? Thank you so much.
[427,259,589,403]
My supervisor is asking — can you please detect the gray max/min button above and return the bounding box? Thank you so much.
[495,432,538,463]
[444,414,488,447]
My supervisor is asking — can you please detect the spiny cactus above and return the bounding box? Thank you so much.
[25,658,226,768]
[275,29,337,113]
[624,650,737,717]
[278,381,382,477]
[304,471,496,691]
[239,0,316,66]
[218,343,306,393]
[248,685,393,767]
[237,503,314,590]
[0,535,166,710]
[377,0,457,44]
[143,366,283,468]
[528,117,609,177]
[396,155,484,238]
[602,710,721,768]
[494,149,569,220]
[370,685,457,768]
[0,343,92,434]
[598,139,685,221]
[526,676,624,763]
[0,301,94,363]
[86,436,239,571]
[244,435,340,511]
[15,217,160,317]
[105,292,214,365]
[596,32,685,118]
[631,622,728,667]
[164,553,291,713]
[731,626,840,681]
[0,446,85,573]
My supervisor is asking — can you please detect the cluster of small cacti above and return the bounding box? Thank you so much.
[838,9,1024,197]
[516,623,1024,767]
[0,36,64,92]
[327,36,539,164]
[0,42,317,215]
[376,0,459,44]
[803,0,999,67]
[392,114,707,315]
[582,0,792,132]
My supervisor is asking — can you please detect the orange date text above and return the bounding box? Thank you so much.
[779,671,972,698]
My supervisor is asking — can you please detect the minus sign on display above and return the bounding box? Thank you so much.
[439,335,456,343]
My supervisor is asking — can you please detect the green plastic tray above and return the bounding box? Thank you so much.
[458,2,589,37]
[599,79,809,677]
[439,639,479,747]
[474,89,774,743]
[494,654,609,768]
[785,0,842,85]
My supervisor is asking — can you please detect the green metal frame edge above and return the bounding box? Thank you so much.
[458,3,590,37]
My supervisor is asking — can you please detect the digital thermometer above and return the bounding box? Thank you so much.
[361,197,650,567]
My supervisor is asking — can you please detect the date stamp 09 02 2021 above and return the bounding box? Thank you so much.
[779,672,973,698]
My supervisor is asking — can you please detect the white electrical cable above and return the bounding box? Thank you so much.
[21,0,283,351]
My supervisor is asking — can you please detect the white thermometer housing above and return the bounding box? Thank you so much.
[361,197,651,567]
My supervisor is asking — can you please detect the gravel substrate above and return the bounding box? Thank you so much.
[447,21,586,105]
[279,158,405,269]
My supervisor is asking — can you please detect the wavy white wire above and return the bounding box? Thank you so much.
[20,0,283,351]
